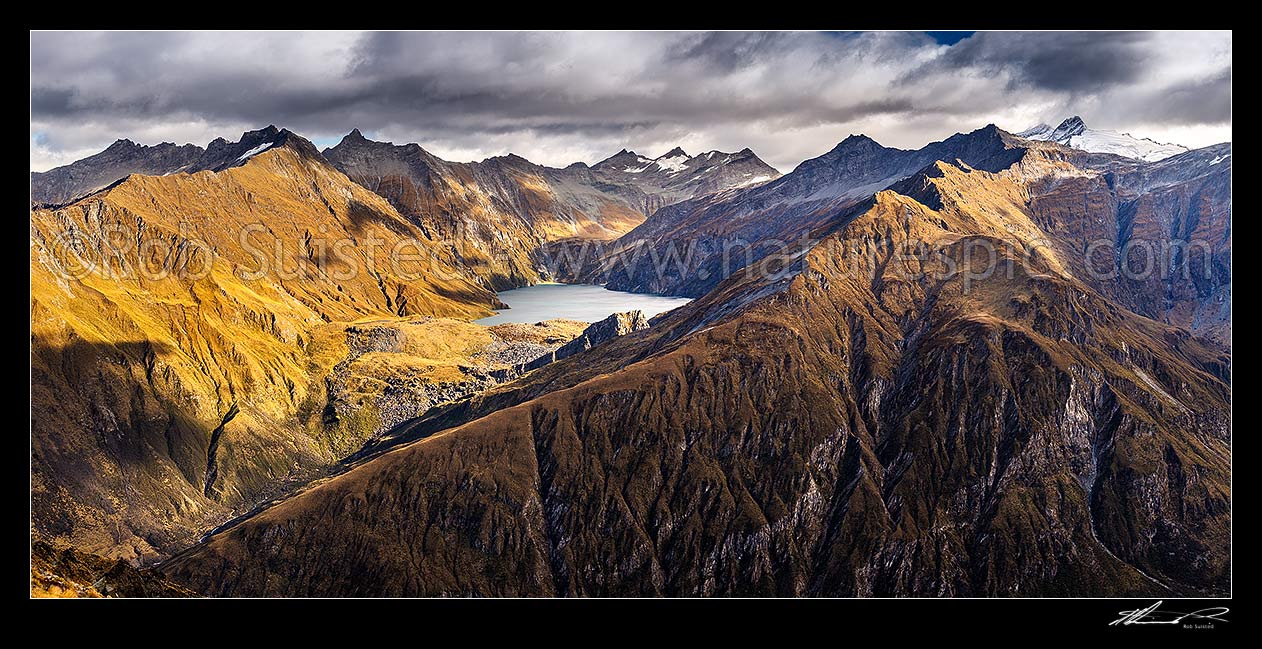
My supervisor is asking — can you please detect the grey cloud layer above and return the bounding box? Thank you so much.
[30,30,1232,172]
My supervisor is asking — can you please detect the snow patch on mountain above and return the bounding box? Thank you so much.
[655,153,690,174]
[736,174,775,187]
[236,141,275,162]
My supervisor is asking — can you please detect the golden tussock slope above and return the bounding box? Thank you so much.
[30,138,501,561]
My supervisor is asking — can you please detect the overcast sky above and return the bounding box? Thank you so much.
[30,30,1232,173]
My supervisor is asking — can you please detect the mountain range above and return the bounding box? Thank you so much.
[30,117,1231,596]
[563,124,1231,347]
[322,131,779,289]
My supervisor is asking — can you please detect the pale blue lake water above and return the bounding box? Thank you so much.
[475,284,693,325]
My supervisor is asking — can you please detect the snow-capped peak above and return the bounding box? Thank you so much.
[1017,116,1188,162]
[621,154,656,173]
[1017,123,1053,139]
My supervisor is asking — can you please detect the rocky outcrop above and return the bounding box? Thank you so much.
[324,318,589,438]
[521,311,649,371]
[481,311,650,382]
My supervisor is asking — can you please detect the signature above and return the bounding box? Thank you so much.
[1111,601,1230,626]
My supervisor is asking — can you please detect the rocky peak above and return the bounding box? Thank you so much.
[603,148,641,161]
[658,147,689,160]
[556,310,649,355]
[824,134,888,159]
[1052,116,1087,139]
[592,148,656,172]
[188,125,314,173]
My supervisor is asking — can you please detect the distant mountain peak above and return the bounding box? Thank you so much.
[827,134,886,156]
[345,128,366,141]
[977,123,1004,136]
[593,148,653,170]
[834,134,888,152]
[658,147,689,160]
[31,135,206,205]
[185,125,316,173]
[1058,115,1086,132]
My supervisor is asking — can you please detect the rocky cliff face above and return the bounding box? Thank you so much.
[1025,144,1231,345]
[162,159,1229,597]
[31,139,203,206]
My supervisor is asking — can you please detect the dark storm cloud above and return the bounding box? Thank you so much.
[30,31,1231,172]
[932,31,1154,91]
[662,31,794,71]
[30,87,76,115]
